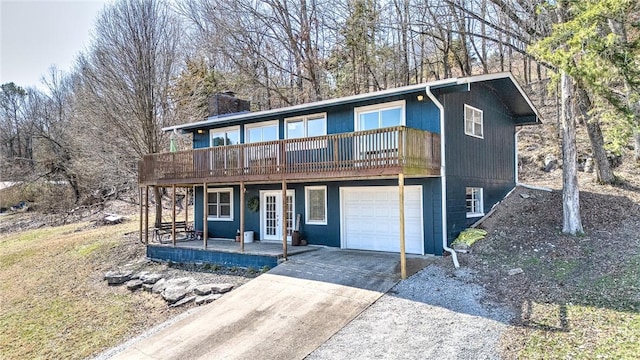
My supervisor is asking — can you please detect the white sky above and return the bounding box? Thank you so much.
[0,0,107,90]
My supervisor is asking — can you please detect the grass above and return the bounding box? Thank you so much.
[501,251,640,359]
[512,302,640,359]
[0,217,169,360]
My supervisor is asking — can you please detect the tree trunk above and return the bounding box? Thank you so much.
[634,129,640,163]
[560,71,584,235]
[575,86,615,183]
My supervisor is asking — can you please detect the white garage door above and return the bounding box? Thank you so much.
[341,186,423,254]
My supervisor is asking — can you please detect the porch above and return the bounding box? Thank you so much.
[147,239,319,269]
[137,126,442,279]
[138,126,440,186]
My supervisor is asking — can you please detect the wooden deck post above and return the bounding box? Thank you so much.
[399,173,407,280]
[203,183,208,248]
[185,186,189,226]
[144,186,149,245]
[282,179,288,260]
[139,187,143,243]
[172,184,176,246]
[240,181,245,252]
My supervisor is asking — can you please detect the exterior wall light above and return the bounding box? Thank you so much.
[417,95,424,102]
[197,129,204,134]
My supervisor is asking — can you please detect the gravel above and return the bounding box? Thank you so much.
[306,264,513,360]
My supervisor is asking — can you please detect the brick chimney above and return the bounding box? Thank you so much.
[208,92,250,117]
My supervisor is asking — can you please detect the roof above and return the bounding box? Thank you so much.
[163,72,541,132]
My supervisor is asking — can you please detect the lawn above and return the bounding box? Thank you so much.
[470,183,640,359]
[0,215,170,359]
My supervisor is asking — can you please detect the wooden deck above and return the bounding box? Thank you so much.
[139,126,440,186]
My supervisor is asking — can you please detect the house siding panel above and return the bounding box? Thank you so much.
[442,83,516,244]
[192,178,441,255]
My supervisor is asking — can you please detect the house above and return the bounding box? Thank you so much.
[138,72,541,274]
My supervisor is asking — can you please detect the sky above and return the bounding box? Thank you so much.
[0,0,107,90]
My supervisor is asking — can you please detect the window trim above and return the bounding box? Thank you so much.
[207,187,234,221]
[464,104,484,139]
[285,113,327,139]
[354,100,406,131]
[209,126,240,147]
[466,187,484,218]
[305,185,327,225]
[244,120,279,143]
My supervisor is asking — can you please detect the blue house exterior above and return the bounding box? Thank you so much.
[139,73,540,265]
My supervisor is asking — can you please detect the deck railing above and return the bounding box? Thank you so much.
[139,126,440,185]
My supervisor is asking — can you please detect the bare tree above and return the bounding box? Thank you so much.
[76,0,182,222]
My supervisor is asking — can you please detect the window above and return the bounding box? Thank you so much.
[210,126,240,147]
[305,186,327,225]
[354,100,405,131]
[286,113,327,139]
[466,187,484,217]
[286,113,327,150]
[245,120,279,166]
[245,120,279,143]
[464,104,483,138]
[207,188,233,221]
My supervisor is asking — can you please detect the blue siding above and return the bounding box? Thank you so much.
[192,178,442,255]
[440,82,517,243]
[147,245,278,268]
[193,131,209,148]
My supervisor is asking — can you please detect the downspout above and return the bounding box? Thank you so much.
[426,85,460,268]
[515,128,524,185]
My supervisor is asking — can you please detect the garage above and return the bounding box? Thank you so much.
[340,186,424,254]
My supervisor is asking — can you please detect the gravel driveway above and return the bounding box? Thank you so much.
[307,264,513,360]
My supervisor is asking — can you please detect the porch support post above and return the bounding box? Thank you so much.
[399,173,407,280]
[203,183,208,248]
[282,179,288,260]
[240,181,245,252]
[139,187,143,243]
[144,186,149,245]
[172,184,177,246]
[185,186,189,226]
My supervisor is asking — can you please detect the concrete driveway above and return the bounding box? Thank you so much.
[108,248,429,360]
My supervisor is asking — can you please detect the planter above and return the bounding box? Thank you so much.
[292,231,301,246]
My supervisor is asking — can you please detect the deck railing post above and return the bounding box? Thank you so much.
[240,181,245,253]
[144,186,149,245]
[282,179,288,260]
[399,173,407,280]
[172,184,176,247]
[203,183,208,249]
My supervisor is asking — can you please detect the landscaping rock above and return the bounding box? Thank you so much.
[161,277,198,304]
[194,284,214,296]
[131,271,148,280]
[126,279,143,291]
[142,283,154,292]
[140,273,163,285]
[508,268,524,276]
[170,295,196,308]
[195,294,222,305]
[151,278,167,294]
[104,270,133,285]
[211,283,234,294]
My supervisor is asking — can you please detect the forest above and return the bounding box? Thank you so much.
[0,0,638,231]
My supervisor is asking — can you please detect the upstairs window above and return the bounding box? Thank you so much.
[210,126,240,147]
[466,187,484,218]
[354,100,405,131]
[464,104,483,138]
[286,113,327,139]
[208,188,233,221]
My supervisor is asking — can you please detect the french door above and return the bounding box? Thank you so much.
[261,190,295,242]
